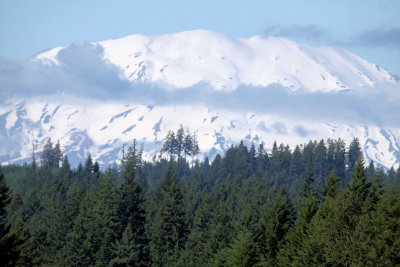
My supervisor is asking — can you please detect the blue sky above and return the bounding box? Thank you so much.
[1,0,400,74]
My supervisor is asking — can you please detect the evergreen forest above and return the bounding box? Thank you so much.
[1,132,400,266]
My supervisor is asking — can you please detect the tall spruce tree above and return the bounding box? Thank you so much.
[150,167,187,266]
[258,187,294,266]
[0,173,19,266]
[116,140,150,266]
[348,138,362,176]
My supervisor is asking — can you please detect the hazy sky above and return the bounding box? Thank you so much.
[0,0,400,74]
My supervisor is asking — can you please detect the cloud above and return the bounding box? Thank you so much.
[349,27,400,48]
[0,43,132,101]
[263,25,400,49]
[264,24,330,43]
[1,43,400,128]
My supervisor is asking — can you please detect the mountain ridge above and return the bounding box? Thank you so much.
[36,29,396,92]
[1,30,399,168]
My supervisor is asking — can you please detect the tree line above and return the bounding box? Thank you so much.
[0,135,399,266]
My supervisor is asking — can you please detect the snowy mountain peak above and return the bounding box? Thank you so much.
[36,29,396,92]
[2,30,400,169]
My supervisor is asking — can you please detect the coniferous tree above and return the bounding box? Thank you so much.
[258,187,294,266]
[348,138,362,176]
[302,166,316,198]
[277,195,318,267]
[111,223,137,266]
[290,145,303,179]
[314,139,327,184]
[150,167,187,266]
[116,140,150,266]
[227,229,259,267]
[191,132,200,164]
[371,188,400,266]
[0,173,19,266]
[334,138,346,180]
[161,130,178,159]
[176,124,185,158]
[256,142,269,175]
[183,129,193,159]
[324,170,340,198]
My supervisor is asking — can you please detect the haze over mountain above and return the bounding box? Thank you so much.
[1,30,399,168]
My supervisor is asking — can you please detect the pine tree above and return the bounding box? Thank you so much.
[302,165,316,198]
[314,139,327,183]
[227,229,259,267]
[372,188,400,266]
[348,158,370,214]
[176,124,185,158]
[180,197,214,266]
[191,131,200,164]
[161,130,178,159]
[116,141,150,266]
[111,223,137,266]
[94,174,120,266]
[258,187,294,266]
[41,138,54,168]
[0,173,19,266]
[150,167,187,266]
[334,138,346,180]
[182,128,192,160]
[277,195,318,267]
[289,145,303,179]
[54,140,62,168]
[324,170,340,199]
[348,138,362,176]
[256,142,269,175]
[40,138,62,168]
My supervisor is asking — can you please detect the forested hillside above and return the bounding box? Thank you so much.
[1,136,400,266]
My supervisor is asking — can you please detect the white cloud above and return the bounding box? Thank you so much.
[1,43,399,128]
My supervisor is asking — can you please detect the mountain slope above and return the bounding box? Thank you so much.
[36,29,396,92]
[2,30,399,168]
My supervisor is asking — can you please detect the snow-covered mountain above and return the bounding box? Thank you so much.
[37,29,396,92]
[1,30,399,168]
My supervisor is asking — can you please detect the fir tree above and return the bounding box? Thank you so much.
[117,141,150,266]
[324,170,340,199]
[111,223,137,266]
[227,229,259,267]
[176,124,185,158]
[258,187,294,265]
[348,137,362,176]
[150,167,187,266]
[0,173,19,266]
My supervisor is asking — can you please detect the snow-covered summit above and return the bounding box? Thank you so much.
[1,30,399,169]
[36,29,396,92]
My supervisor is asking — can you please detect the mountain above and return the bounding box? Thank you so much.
[1,30,399,168]
[37,29,396,92]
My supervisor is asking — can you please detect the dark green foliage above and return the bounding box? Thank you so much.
[348,137,362,177]
[111,223,139,267]
[40,138,62,168]
[227,229,259,267]
[149,167,187,266]
[0,173,20,266]
[277,195,318,266]
[161,126,200,161]
[258,187,294,265]
[324,170,340,198]
[115,140,150,266]
[1,136,400,266]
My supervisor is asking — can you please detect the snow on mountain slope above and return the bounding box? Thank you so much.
[36,29,396,92]
[1,30,399,168]
[1,98,399,169]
